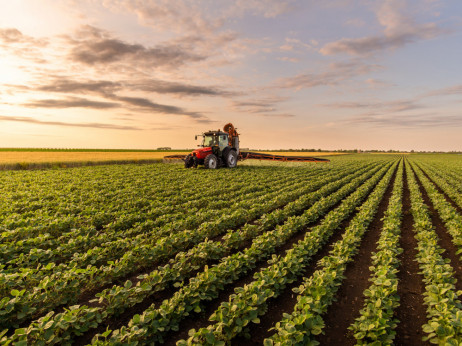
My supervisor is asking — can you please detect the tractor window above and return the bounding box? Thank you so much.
[203,135,216,147]
[219,135,228,151]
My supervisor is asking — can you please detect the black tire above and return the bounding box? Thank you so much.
[225,150,238,168]
[204,154,218,169]
[184,154,194,168]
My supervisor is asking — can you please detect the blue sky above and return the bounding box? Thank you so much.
[0,0,461,150]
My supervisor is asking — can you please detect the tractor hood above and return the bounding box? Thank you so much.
[192,146,212,160]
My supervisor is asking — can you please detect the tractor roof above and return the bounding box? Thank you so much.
[203,131,228,136]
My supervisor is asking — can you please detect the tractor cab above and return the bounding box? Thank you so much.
[201,132,229,152]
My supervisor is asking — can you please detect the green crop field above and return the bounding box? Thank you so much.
[1,154,462,345]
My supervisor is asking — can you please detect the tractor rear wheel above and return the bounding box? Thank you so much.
[204,154,218,169]
[225,150,238,168]
[184,154,194,168]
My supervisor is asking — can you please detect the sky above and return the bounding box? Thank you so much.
[0,0,461,151]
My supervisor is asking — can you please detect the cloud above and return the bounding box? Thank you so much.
[37,79,120,94]
[103,0,224,34]
[31,77,231,97]
[0,27,48,62]
[24,97,119,109]
[0,28,25,43]
[255,113,295,118]
[274,60,381,89]
[231,96,292,116]
[112,95,204,119]
[365,78,394,88]
[346,113,462,128]
[128,80,233,96]
[67,25,205,68]
[423,85,462,97]
[112,0,294,34]
[227,0,295,18]
[0,115,141,130]
[0,28,47,46]
[277,57,300,63]
[320,0,446,56]
[325,99,423,113]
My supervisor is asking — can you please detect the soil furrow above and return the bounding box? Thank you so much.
[411,165,462,292]
[417,163,462,215]
[315,164,397,345]
[394,162,428,345]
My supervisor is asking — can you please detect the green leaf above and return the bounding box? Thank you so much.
[264,339,274,346]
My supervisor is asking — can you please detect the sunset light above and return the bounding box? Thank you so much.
[0,0,461,151]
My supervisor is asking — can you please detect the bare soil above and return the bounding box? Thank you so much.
[316,164,397,345]
[394,166,428,345]
[412,166,462,292]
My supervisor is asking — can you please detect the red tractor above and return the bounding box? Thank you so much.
[184,123,239,169]
[164,122,330,168]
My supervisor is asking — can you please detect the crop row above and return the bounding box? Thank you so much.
[412,160,462,210]
[405,161,462,344]
[349,159,404,344]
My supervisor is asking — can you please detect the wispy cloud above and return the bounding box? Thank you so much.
[423,84,462,98]
[112,95,205,119]
[346,113,462,128]
[0,115,141,130]
[320,0,446,56]
[274,60,381,90]
[231,96,294,117]
[227,0,295,18]
[325,99,423,113]
[0,28,48,62]
[24,97,119,109]
[29,77,232,97]
[0,28,47,46]
[364,78,394,88]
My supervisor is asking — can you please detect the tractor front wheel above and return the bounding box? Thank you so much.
[204,154,218,169]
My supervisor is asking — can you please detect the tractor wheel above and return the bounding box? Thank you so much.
[204,154,218,169]
[225,150,238,168]
[184,154,194,168]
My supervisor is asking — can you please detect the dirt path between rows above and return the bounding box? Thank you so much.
[394,164,428,345]
[412,165,462,293]
[316,164,397,345]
